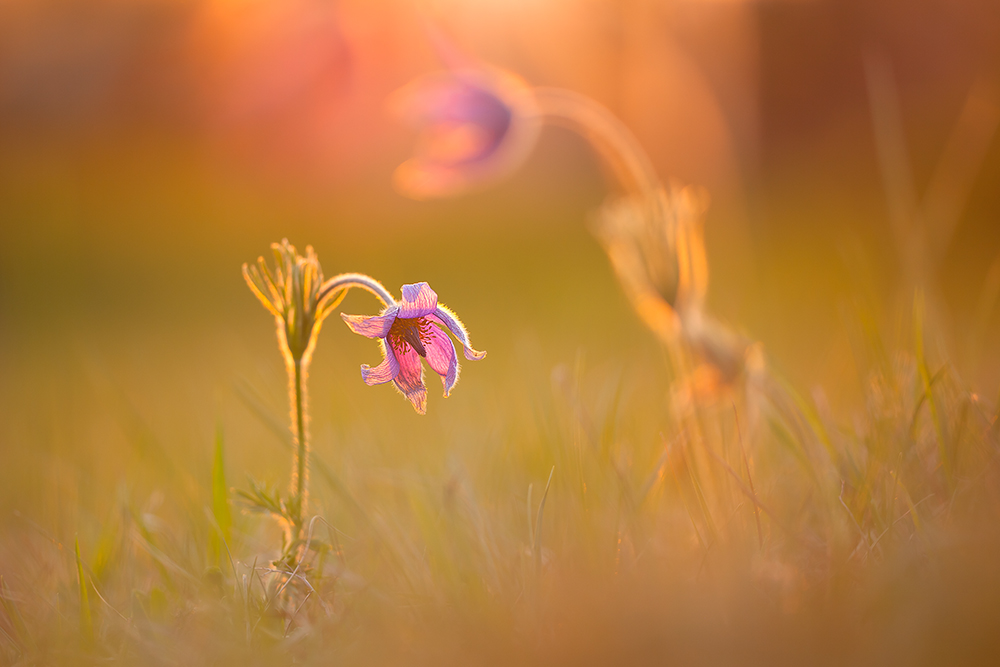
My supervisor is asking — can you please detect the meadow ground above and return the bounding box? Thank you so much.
[1,141,999,665]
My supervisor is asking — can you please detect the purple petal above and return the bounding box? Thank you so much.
[422,320,459,396]
[341,307,398,338]
[390,338,427,414]
[397,282,438,319]
[360,340,400,386]
[430,306,486,360]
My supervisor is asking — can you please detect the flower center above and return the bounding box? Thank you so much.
[389,317,426,357]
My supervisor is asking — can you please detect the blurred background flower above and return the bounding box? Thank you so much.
[391,63,540,199]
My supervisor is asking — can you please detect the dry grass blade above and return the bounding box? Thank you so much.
[637,435,677,506]
[75,538,94,644]
[251,515,322,640]
[702,441,777,527]
[914,292,952,488]
[0,577,35,655]
[839,481,872,558]
[922,77,1000,256]
[532,467,555,578]
[733,406,763,549]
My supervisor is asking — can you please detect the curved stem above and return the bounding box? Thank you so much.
[533,87,662,201]
[318,273,397,307]
[535,87,714,322]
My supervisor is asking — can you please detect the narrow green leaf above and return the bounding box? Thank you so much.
[914,291,951,488]
[533,467,555,577]
[212,425,232,545]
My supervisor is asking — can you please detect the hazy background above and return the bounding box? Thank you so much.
[1,0,999,549]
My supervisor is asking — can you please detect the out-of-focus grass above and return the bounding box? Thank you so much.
[2,132,1000,666]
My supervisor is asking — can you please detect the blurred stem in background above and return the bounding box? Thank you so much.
[393,50,763,405]
[392,48,776,544]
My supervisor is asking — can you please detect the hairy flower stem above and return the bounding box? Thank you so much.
[243,241,399,558]
[319,272,396,307]
[284,274,394,550]
[288,357,309,541]
[281,275,392,551]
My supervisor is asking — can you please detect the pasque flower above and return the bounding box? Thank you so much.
[242,241,482,558]
[341,282,486,414]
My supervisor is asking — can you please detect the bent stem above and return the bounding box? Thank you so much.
[319,273,396,308]
[533,87,661,201]
[533,87,691,316]
[534,84,761,444]
[534,88,700,344]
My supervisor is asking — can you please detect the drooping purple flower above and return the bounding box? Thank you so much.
[341,282,486,414]
[391,61,540,199]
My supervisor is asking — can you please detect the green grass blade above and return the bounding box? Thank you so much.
[211,425,233,564]
[533,467,555,577]
[914,291,952,488]
[75,538,94,644]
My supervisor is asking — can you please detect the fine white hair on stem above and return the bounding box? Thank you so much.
[319,273,397,307]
